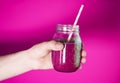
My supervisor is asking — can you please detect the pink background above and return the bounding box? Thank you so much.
[0,0,120,83]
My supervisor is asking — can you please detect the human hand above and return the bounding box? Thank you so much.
[0,40,86,81]
[26,40,86,70]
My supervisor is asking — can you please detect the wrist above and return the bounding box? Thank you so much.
[18,50,35,71]
[24,49,42,70]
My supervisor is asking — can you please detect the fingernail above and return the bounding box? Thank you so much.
[81,58,86,63]
[82,50,87,56]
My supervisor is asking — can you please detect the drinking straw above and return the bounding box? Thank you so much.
[67,4,84,42]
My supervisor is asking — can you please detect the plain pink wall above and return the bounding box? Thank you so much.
[0,0,120,83]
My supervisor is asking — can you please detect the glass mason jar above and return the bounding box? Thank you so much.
[52,24,82,72]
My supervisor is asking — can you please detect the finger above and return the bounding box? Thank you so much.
[81,58,86,63]
[81,50,86,57]
[43,40,64,51]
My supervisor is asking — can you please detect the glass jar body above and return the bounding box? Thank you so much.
[52,24,82,72]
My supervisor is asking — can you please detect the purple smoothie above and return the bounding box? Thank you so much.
[52,39,82,72]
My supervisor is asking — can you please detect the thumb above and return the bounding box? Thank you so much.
[43,40,64,51]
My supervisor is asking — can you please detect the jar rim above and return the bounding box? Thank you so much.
[57,24,79,28]
[57,24,79,32]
